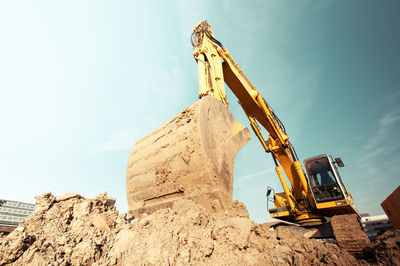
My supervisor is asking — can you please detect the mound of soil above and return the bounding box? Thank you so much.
[368,230,400,265]
[0,192,384,265]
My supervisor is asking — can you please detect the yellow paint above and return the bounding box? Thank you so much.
[192,20,356,225]
[316,200,349,210]
[274,192,288,208]
[271,211,291,218]
[275,166,296,212]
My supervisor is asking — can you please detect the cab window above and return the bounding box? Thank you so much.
[305,157,345,203]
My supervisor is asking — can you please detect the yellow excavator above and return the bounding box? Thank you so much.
[191,20,370,255]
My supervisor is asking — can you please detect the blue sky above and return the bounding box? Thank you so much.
[0,1,399,223]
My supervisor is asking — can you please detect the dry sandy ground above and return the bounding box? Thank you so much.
[3,192,397,265]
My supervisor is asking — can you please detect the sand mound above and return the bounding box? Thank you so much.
[0,192,387,265]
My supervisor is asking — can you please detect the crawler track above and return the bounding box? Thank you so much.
[331,214,371,257]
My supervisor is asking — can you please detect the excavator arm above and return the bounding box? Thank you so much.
[192,21,316,221]
[127,21,371,256]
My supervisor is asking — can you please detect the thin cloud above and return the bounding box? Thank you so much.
[358,106,400,176]
[237,168,275,182]
[350,93,400,215]
[363,108,400,150]
[379,110,400,127]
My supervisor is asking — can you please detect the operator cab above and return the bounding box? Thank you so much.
[303,155,347,203]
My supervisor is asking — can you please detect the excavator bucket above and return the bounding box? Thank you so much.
[126,96,251,218]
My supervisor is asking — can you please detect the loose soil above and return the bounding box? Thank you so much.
[3,192,397,265]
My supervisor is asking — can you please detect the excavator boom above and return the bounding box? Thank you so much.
[190,20,372,255]
[192,21,316,222]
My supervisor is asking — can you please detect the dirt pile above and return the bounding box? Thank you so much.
[0,192,365,265]
[0,193,120,265]
[368,230,400,265]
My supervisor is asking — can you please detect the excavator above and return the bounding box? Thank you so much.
[190,20,370,255]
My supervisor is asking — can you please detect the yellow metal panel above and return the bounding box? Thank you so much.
[270,211,291,219]
[274,192,288,208]
[316,200,349,210]
[221,60,279,139]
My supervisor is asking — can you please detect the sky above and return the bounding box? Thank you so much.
[0,1,399,223]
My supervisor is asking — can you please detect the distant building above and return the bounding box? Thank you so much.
[361,214,394,241]
[0,199,35,236]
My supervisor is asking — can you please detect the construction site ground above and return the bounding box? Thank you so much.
[0,192,399,265]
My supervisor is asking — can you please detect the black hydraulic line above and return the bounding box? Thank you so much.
[191,31,203,47]
[190,32,196,47]
[201,21,225,50]
[271,111,286,133]
[271,153,279,167]
[289,142,300,162]
[260,96,287,134]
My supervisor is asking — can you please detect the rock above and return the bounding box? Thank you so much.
[118,212,127,220]
[91,213,111,233]
[73,200,92,218]
[0,232,36,265]
[34,192,55,213]
[55,193,82,202]
[95,192,116,207]
[214,217,252,248]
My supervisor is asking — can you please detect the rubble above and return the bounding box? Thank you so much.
[367,230,400,265]
[0,192,379,265]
